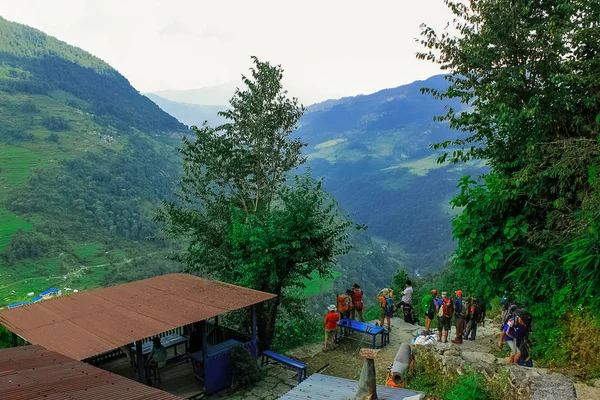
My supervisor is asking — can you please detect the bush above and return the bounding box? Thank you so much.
[271,308,323,353]
[22,99,39,113]
[229,344,264,388]
[1,229,48,266]
[446,367,490,400]
[43,116,70,131]
[45,133,60,143]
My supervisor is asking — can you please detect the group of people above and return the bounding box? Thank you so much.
[422,289,486,344]
[323,283,364,351]
[323,281,534,368]
[376,280,415,330]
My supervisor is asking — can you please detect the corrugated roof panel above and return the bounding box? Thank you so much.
[279,373,424,400]
[0,274,275,360]
[0,345,182,400]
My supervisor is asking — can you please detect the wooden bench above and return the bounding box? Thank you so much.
[130,333,189,369]
[261,350,307,384]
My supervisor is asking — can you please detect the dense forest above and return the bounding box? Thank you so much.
[414,0,600,378]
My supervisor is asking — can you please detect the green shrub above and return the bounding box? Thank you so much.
[446,367,490,400]
[271,308,323,353]
[230,345,264,388]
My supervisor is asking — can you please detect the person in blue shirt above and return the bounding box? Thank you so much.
[452,290,466,344]
[498,314,531,364]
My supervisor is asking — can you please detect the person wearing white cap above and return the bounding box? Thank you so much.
[324,305,339,352]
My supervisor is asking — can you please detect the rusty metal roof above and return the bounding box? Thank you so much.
[0,345,182,400]
[0,274,275,360]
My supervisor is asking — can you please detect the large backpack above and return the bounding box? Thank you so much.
[438,298,453,317]
[476,298,486,323]
[457,299,468,317]
[385,297,395,314]
[501,303,531,331]
[472,302,481,322]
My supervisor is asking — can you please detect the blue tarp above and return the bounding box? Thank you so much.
[7,301,30,309]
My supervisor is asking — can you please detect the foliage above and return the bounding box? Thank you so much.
[0,16,187,305]
[419,0,600,372]
[408,364,497,400]
[271,290,324,352]
[391,268,410,296]
[446,367,490,400]
[0,17,186,134]
[1,229,49,266]
[159,57,355,350]
[43,116,70,131]
[229,344,265,388]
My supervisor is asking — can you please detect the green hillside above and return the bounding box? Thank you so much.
[295,76,488,273]
[0,16,187,306]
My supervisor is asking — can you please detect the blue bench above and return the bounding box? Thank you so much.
[336,319,387,349]
[261,350,307,384]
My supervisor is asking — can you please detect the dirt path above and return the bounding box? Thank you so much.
[285,316,600,399]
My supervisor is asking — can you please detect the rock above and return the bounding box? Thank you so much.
[250,386,271,398]
[274,383,293,396]
[461,351,497,365]
[530,375,577,400]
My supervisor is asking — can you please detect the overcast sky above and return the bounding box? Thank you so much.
[1,0,451,104]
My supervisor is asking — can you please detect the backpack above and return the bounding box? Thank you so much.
[438,298,453,317]
[501,303,532,332]
[472,303,481,321]
[422,294,433,314]
[476,298,486,322]
[385,297,395,313]
[456,299,468,317]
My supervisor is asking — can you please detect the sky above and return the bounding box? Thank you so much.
[0,0,452,104]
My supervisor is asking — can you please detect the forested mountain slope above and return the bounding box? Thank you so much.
[0,16,187,306]
[149,76,486,273]
[295,76,487,273]
[0,17,402,308]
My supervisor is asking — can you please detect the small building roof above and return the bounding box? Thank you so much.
[7,302,30,309]
[0,274,275,360]
[279,374,424,400]
[0,345,182,400]
[40,288,60,295]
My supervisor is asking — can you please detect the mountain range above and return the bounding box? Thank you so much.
[0,16,402,306]
[150,77,487,273]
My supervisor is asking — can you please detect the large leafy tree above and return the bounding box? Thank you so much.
[159,57,353,349]
[419,0,600,367]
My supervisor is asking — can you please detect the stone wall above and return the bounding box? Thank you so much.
[412,344,577,400]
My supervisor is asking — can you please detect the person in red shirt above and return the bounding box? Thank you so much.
[351,283,365,322]
[324,305,340,352]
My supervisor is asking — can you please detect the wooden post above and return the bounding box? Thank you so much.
[11,332,18,347]
[356,348,379,400]
[200,320,208,369]
[251,304,257,357]
[135,340,146,385]
[214,315,219,342]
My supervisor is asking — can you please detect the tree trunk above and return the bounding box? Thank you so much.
[256,287,282,352]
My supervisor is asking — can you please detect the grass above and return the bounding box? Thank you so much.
[0,240,113,306]
[0,207,32,252]
[302,270,342,296]
[307,143,366,163]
